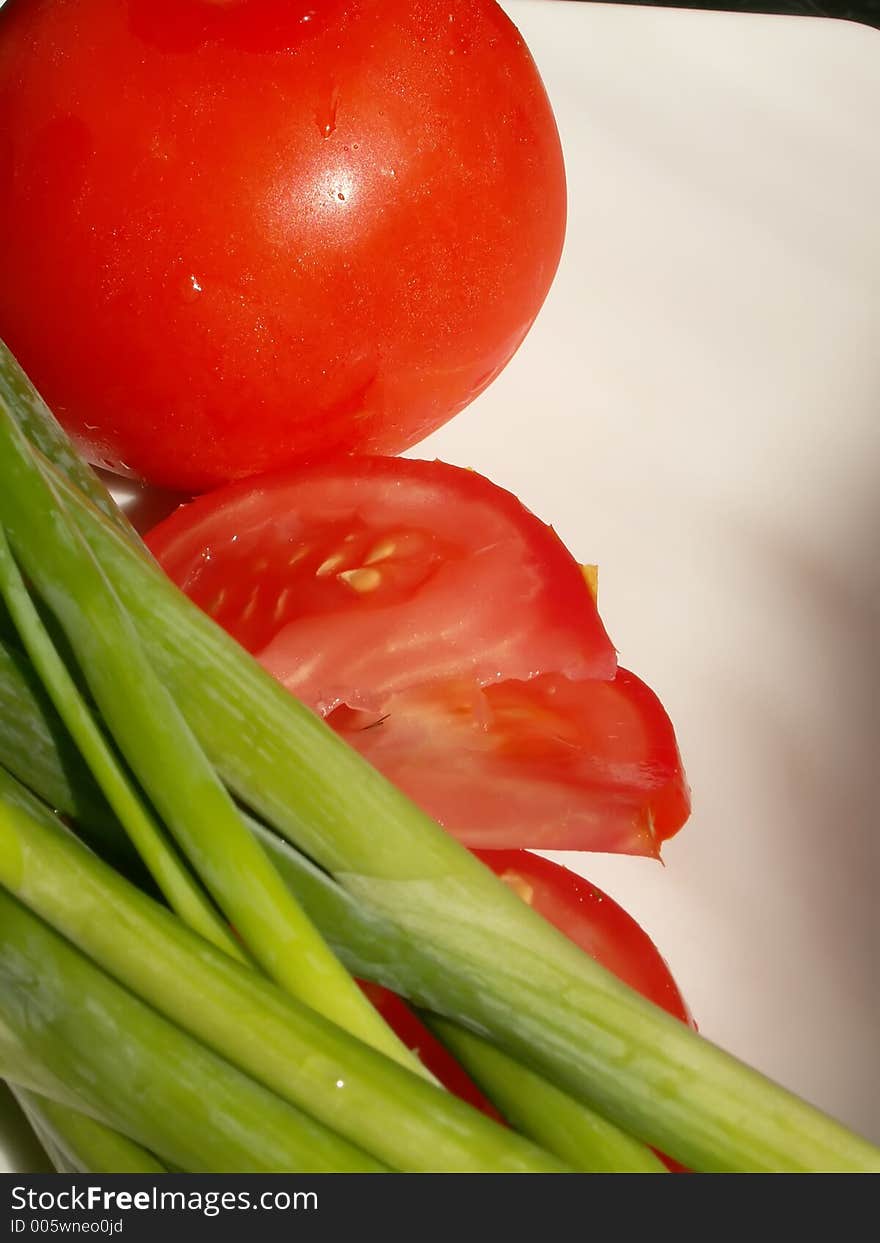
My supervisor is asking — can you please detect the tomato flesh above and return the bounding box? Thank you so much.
[334,670,689,854]
[0,0,566,490]
[146,456,617,715]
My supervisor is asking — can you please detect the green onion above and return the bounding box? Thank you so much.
[5,629,879,1177]
[12,1090,166,1175]
[0,523,243,960]
[0,891,384,1173]
[239,825,669,1172]
[246,822,669,1173]
[424,1017,668,1173]
[0,634,134,874]
[0,768,568,1173]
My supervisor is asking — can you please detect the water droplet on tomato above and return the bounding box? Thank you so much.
[179,274,203,303]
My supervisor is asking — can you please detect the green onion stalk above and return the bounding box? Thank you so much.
[1,339,879,1173]
[12,1091,166,1175]
[0,524,244,961]
[243,824,669,1174]
[0,632,139,876]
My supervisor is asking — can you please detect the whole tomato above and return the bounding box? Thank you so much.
[0,0,566,490]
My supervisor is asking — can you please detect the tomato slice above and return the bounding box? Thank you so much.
[330,669,690,854]
[147,456,690,854]
[146,456,616,715]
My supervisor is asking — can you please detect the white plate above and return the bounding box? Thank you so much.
[3,0,879,1168]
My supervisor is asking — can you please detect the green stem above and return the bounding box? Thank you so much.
[0,635,135,874]
[245,824,667,1171]
[13,1089,166,1174]
[247,822,668,1173]
[0,770,567,1174]
[12,1101,74,1174]
[0,892,384,1173]
[0,523,242,960]
[425,1018,667,1173]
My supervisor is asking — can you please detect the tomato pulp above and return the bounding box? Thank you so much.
[147,457,690,854]
[0,0,566,490]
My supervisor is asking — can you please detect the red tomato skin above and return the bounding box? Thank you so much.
[0,0,566,490]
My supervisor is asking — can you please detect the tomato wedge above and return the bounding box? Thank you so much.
[146,456,616,715]
[147,456,690,854]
